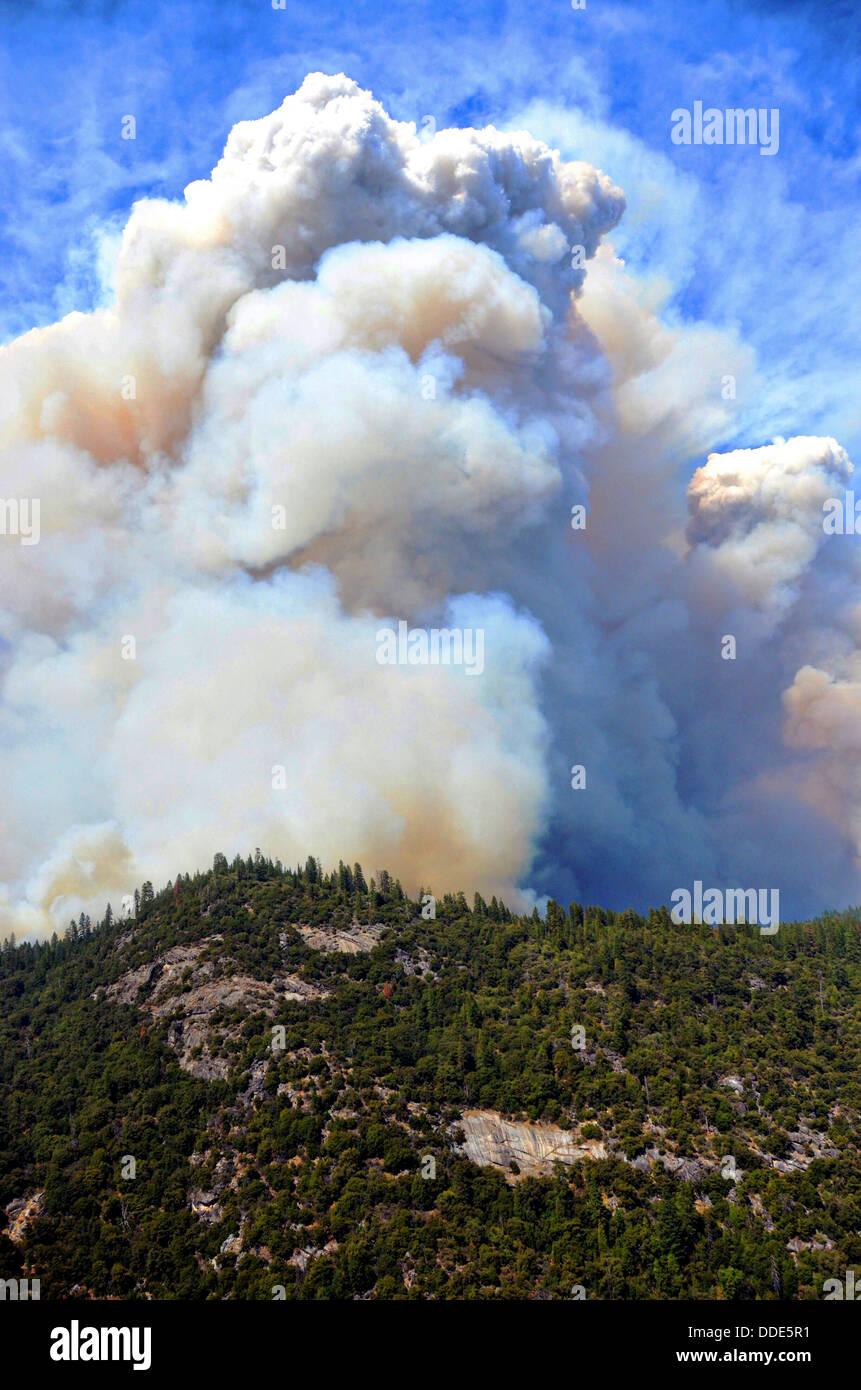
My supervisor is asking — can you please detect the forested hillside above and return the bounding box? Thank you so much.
[1,856,859,1300]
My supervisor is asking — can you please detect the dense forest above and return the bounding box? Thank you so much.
[1,855,859,1300]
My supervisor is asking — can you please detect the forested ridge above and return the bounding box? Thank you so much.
[1,855,859,1300]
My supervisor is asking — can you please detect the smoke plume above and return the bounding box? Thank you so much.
[0,74,857,935]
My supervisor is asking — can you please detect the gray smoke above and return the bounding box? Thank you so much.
[0,74,857,936]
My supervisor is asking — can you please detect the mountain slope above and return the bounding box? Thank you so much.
[1,856,860,1300]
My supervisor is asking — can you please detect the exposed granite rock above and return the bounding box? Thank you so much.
[188,1148,253,1224]
[276,1081,311,1109]
[394,945,436,977]
[103,938,331,1078]
[236,1058,270,1107]
[4,1191,44,1243]
[749,1192,774,1230]
[788,1124,838,1162]
[103,940,221,1006]
[628,1147,714,1180]
[452,1110,740,1184]
[451,1110,607,1178]
[450,1105,839,1188]
[287,1239,339,1272]
[786,1234,834,1255]
[219,1231,243,1257]
[749,1124,838,1173]
[576,1048,627,1073]
[188,1190,224,1224]
[654,1151,713,1181]
[719,1074,745,1094]
[291,921,387,954]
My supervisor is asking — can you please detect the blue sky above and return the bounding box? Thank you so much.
[1,0,859,462]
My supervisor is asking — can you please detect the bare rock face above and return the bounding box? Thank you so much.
[652,1151,712,1181]
[287,1238,339,1272]
[394,945,436,977]
[188,1190,224,1224]
[453,1111,727,1183]
[787,1124,838,1163]
[103,940,225,1006]
[236,1058,270,1107]
[292,921,387,954]
[786,1234,834,1255]
[451,1110,607,1178]
[748,1192,774,1230]
[104,937,331,1078]
[747,1123,838,1174]
[188,1148,252,1223]
[4,1191,44,1243]
[719,1074,744,1094]
[628,1146,722,1180]
[576,1048,627,1073]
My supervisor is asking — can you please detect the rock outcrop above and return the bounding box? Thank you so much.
[292,921,387,954]
[4,1191,44,1243]
[188,1147,254,1224]
[453,1111,742,1183]
[287,1239,339,1272]
[103,937,330,1078]
[451,1110,606,1178]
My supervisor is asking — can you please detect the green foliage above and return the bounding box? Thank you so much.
[1,860,859,1299]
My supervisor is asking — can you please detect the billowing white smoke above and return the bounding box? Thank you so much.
[0,73,857,937]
